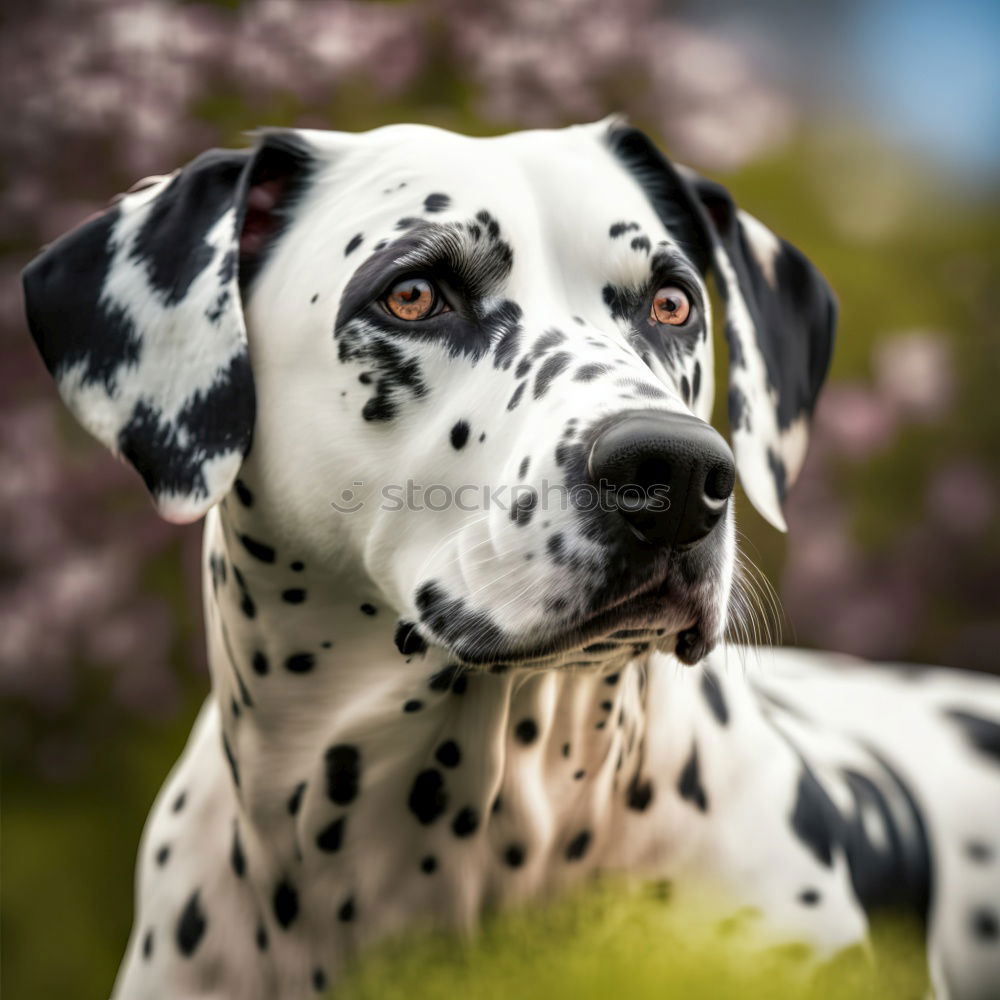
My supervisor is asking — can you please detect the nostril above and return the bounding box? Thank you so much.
[705,461,735,502]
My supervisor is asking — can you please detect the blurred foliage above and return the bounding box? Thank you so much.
[335,883,929,1000]
[2,0,998,997]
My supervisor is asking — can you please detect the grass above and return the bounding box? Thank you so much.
[335,883,930,1000]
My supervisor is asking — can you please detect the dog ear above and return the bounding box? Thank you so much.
[22,130,312,523]
[678,167,837,530]
[607,126,837,530]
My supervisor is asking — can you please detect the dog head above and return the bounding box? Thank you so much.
[23,120,834,668]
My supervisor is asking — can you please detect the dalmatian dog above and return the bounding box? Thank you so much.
[22,119,1000,999]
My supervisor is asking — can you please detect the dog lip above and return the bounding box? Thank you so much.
[454,577,696,666]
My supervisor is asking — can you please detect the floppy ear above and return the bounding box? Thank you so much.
[607,126,837,531]
[22,131,312,523]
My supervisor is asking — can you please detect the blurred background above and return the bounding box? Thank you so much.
[2,0,998,994]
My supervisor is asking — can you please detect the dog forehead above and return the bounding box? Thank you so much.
[302,122,675,252]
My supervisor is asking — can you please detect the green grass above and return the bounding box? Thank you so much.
[335,884,929,1000]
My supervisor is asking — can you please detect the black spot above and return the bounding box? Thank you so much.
[515,718,538,745]
[790,755,933,931]
[627,775,654,811]
[602,283,632,322]
[290,560,305,572]
[533,352,571,399]
[316,817,345,853]
[238,534,275,563]
[345,233,363,256]
[222,732,240,788]
[452,673,468,694]
[692,361,702,399]
[288,782,306,815]
[700,668,729,725]
[208,552,227,592]
[562,743,571,757]
[285,652,315,673]
[142,929,153,960]
[452,806,479,837]
[256,924,268,951]
[510,489,538,526]
[631,235,651,253]
[601,700,613,711]
[435,740,462,768]
[450,421,470,450]
[420,855,438,874]
[504,844,526,868]
[946,709,1000,764]
[338,897,355,922]
[409,769,448,824]
[273,879,299,929]
[574,363,612,383]
[966,841,993,863]
[609,221,640,237]
[789,767,837,867]
[155,844,170,866]
[252,650,269,676]
[971,907,998,941]
[799,888,821,906]
[507,381,526,411]
[574,769,585,780]
[321,641,332,649]
[677,742,708,812]
[546,533,565,564]
[282,588,306,604]
[395,621,428,655]
[313,968,327,992]
[232,566,256,619]
[767,448,788,504]
[565,830,591,861]
[325,745,361,804]
[176,890,207,956]
[403,699,424,713]
[234,479,254,507]
[359,602,377,616]
[424,193,451,213]
[231,825,246,877]
[680,375,691,403]
[518,456,530,479]
[604,673,619,686]
[172,791,186,812]
[310,293,319,304]
[429,665,461,691]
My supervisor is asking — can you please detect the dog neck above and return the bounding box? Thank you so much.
[203,498,706,947]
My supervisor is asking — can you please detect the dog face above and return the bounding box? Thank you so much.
[22,120,835,668]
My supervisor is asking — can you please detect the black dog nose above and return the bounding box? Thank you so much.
[587,411,735,547]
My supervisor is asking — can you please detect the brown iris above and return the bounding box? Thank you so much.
[651,286,691,326]
[384,278,442,321]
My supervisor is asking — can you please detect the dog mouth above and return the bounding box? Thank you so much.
[452,570,713,668]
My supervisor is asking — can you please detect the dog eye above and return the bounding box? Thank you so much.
[383,278,448,321]
[650,286,691,326]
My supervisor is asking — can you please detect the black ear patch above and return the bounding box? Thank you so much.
[22,132,312,523]
[606,125,836,529]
